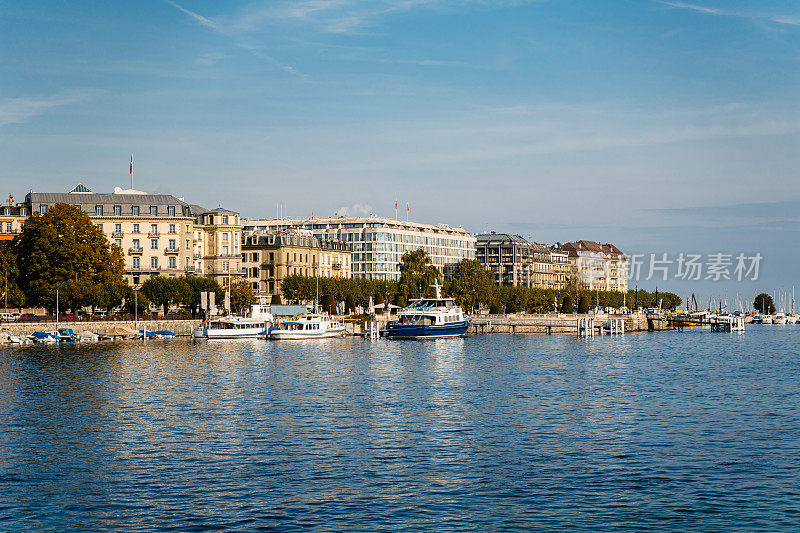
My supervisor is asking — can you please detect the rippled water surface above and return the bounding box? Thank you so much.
[1,328,799,531]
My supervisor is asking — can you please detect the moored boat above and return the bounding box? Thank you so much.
[268,313,346,340]
[384,282,470,339]
[198,297,274,339]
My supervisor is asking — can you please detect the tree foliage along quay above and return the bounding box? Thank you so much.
[140,275,226,316]
[14,204,125,311]
[754,293,776,314]
[277,251,684,313]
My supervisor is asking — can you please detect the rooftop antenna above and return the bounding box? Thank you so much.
[130,154,133,190]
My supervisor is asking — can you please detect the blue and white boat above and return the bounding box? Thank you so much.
[384,282,470,339]
[268,313,346,340]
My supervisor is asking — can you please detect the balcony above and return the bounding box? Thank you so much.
[148,230,160,237]
[185,265,196,273]
[111,231,124,238]
[193,253,202,259]
[332,262,342,270]
[164,247,179,255]
[128,247,144,255]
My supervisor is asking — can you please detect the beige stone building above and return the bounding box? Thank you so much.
[0,195,28,243]
[188,206,243,289]
[241,229,351,298]
[26,185,194,285]
[559,240,628,292]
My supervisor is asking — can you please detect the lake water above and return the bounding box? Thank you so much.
[1,328,799,531]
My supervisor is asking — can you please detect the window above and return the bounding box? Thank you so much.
[5,222,12,232]
[132,205,140,216]
[223,215,229,224]
[150,224,157,234]
[151,239,158,250]
[169,239,176,250]
[151,257,158,269]
[150,206,158,216]
[222,232,229,241]
[115,239,122,248]
[3,208,8,215]
[133,257,140,269]
[115,223,122,233]
[133,238,140,249]
[95,205,103,216]
[169,257,176,269]
[40,204,48,214]
[114,205,122,216]
[133,223,139,233]
[223,261,229,273]
[270,252,274,261]
[169,224,176,234]
[97,223,103,231]
[222,245,229,256]
[186,239,190,250]
[168,206,175,217]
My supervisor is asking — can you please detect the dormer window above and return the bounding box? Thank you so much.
[40,204,48,214]
[95,205,103,216]
[168,206,175,217]
[132,205,140,216]
[150,205,158,216]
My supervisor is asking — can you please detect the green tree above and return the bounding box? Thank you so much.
[398,249,441,298]
[322,293,336,315]
[271,293,282,305]
[345,293,355,314]
[95,280,132,312]
[230,277,256,313]
[451,259,495,311]
[754,293,775,314]
[183,276,224,317]
[0,242,25,309]
[561,295,573,314]
[15,204,125,311]
[141,276,184,315]
[578,295,589,314]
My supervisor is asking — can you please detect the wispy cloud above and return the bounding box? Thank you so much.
[164,0,303,76]
[0,92,94,127]
[661,1,800,28]
[164,0,218,30]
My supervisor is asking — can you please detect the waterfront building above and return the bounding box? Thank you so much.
[243,216,475,281]
[549,246,570,288]
[0,195,28,242]
[559,240,628,292]
[188,206,243,288]
[241,228,351,298]
[476,233,560,288]
[26,185,194,285]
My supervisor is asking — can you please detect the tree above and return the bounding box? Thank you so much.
[183,276,225,317]
[141,276,183,315]
[15,204,125,311]
[95,281,132,312]
[578,295,589,314]
[345,293,355,314]
[754,293,775,314]
[451,259,495,311]
[0,242,25,309]
[398,249,441,298]
[230,277,256,313]
[322,293,336,315]
[271,293,282,305]
[561,295,573,314]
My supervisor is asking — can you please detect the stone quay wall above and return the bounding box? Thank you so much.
[5,319,202,337]
[469,312,667,335]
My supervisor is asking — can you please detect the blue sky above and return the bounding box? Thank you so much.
[1,1,799,303]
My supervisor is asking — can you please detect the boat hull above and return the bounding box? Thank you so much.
[384,320,470,339]
[269,328,346,340]
[204,326,266,339]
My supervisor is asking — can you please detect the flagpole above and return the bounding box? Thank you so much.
[130,154,133,189]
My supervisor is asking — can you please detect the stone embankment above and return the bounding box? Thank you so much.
[469,312,667,335]
[4,319,202,337]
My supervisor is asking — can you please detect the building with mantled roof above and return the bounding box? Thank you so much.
[559,240,628,292]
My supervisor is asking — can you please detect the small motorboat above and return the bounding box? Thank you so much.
[29,331,58,343]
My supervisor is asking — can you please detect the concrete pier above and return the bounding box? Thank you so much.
[468,312,664,335]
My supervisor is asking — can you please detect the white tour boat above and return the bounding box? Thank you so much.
[195,298,274,339]
[268,313,346,340]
